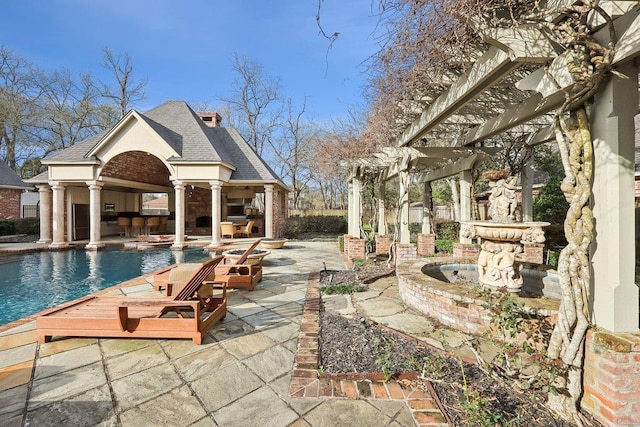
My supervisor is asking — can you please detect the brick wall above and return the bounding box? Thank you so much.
[395,243,417,266]
[101,151,171,186]
[417,233,435,256]
[375,235,390,255]
[453,242,480,258]
[518,242,544,264]
[0,188,21,219]
[185,187,212,235]
[582,330,640,426]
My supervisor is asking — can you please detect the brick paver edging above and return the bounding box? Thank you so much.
[289,272,450,427]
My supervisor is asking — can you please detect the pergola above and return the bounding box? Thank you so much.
[348,4,640,333]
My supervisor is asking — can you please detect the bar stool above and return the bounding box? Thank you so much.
[159,217,169,233]
[147,217,160,235]
[131,217,146,236]
[117,217,131,237]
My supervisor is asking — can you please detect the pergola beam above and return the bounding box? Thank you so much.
[397,47,519,147]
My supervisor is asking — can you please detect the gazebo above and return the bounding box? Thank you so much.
[29,101,288,250]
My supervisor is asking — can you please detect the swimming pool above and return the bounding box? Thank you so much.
[0,247,211,326]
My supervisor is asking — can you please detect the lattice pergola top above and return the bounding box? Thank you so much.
[351,146,501,182]
[354,2,640,183]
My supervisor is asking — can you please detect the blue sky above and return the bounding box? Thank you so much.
[0,0,380,122]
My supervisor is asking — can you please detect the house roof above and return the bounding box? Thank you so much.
[0,160,29,189]
[41,101,284,185]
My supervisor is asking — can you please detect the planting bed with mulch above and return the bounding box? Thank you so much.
[318,266,596,427]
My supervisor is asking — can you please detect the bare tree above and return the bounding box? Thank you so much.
[269,98,316,208]
[30,68,110,158]
[0,46,41,170]
[220,53,281,156]
[100,47,147,118]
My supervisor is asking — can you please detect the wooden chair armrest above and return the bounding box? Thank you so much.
[203,280,227,298]
[119,298,199,308]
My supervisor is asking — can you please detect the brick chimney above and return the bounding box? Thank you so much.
[198,112,222,127]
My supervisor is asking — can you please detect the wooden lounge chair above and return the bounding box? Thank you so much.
[36,256,226,345]
[214,240,263,291]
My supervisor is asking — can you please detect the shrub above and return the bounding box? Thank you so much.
[281,215,347,238]
[0,218,39,236]
[0,220,16,236]
[435,239,453,254]
[434,221,459,241]
[15,218,39,235]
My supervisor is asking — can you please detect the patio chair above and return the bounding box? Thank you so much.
[36,256,227,345]
[237,220,255,238]
[213,239,262,291]
[221,222,235,239]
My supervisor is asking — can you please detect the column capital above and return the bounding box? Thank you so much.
[209,180,222,190]
[50,182,65,190]
[173,181,185,190]
[264,184,274,192]
[86,181,104,190]
[36,184,51,193]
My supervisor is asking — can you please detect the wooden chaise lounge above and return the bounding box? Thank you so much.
[36,256,226,345]
[214,239,263,291]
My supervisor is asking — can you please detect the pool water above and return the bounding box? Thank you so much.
[0,247,210,326]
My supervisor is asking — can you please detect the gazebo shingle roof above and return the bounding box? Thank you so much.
[40,101,283,184]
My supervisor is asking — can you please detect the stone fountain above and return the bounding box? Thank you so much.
[461,170,548,294]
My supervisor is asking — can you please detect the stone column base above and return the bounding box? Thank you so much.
[417,233,436,256]
[375,235,391,255]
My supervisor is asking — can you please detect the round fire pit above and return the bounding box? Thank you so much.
[222,249,270,266]
[260,238,288,249]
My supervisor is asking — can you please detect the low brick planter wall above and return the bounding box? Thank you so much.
[396,257,558,339]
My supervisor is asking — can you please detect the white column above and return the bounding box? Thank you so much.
[377,181,387,236]
[171,181,186,250]
[591,61,639,332]
[209,180,222,247]
[352,177,362,238]
[347,180,354,235]
[399,170,410,244]
[459,170,472,243]
[521,157,534,222]
[37,185,52,244]
[264,184,274,238]
[86,182,104,250]
[50,183,66,248]
[422,181,433,235]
